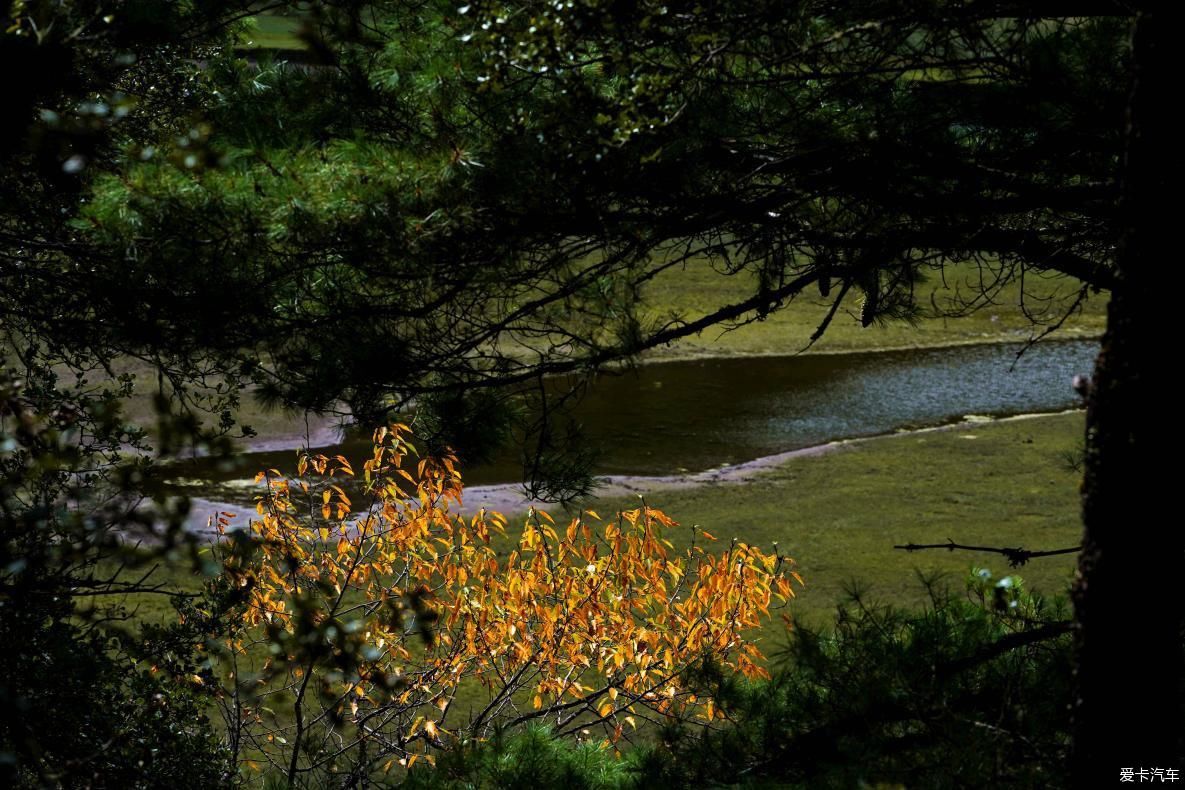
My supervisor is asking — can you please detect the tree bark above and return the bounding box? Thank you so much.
[1072,5,1183,781]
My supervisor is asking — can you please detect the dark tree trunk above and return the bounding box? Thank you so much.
[1072,5,1183,780]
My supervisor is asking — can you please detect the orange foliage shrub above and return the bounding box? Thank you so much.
[215,424,799,776]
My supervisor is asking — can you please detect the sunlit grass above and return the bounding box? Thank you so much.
[581,411,1084,632]
[237,14,306,51]
[640,258,1105,360]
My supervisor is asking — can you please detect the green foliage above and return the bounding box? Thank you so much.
[404,725,645,790]
[655,571,1072,788]
[0,371,232,786]
[402,571,1072,789]
[0,599,230,788]
[52,2,1126,503]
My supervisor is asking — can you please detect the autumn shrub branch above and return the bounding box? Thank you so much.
[208,424,799,783]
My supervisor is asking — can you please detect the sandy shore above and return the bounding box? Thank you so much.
[238,413,347,453]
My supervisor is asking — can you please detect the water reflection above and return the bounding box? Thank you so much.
[164,339,1097,492]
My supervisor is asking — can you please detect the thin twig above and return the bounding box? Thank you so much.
[893,538,1081,567]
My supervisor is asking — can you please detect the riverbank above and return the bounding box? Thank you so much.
[191,331,1099,459]
[639,258,1106,361]
[633,327,1101,367]
[97,260,1103,456]
[135,410,1085,631]
[581,409,1085,628]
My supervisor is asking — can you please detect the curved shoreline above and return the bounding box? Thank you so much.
[187,409,1082,537]
[634,328,1101,367]
[447,409,1082,514]
[235,332,1101,456]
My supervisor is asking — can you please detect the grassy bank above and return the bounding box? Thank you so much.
[580,410,1085,630]
[117,410,1084,636]
[238,13,305,51]
[640,259,1105,361]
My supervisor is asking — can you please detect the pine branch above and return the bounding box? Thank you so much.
[893,539,1081,567]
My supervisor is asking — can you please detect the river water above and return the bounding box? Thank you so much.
[165,339,1097,521]
[572,338,1095,475]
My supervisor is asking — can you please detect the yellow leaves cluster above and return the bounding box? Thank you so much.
[225,423,799,749]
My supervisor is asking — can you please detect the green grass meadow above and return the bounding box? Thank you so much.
[237,14,306,51]
[640,259,1105,360]
[584,411,1084,632]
